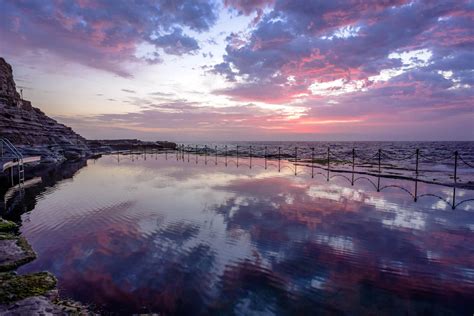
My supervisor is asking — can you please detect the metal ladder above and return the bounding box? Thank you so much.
[1,138,24,186]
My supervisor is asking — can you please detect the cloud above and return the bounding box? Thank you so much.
[149,27,199,55]
[0,0,218,76]
[224,0,275,15]
[55,89,474,141]
[212,0,474,110]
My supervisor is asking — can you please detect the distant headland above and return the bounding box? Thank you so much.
[0,57,175,164]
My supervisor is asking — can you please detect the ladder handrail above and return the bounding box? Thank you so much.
[1,138,23,161]
[1,137,25,186]
[0,138,27,205]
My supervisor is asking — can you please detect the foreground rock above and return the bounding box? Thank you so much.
[0,295,92,315]
[0,218,17,232]
[0,272,56,304]
[0,273,92,315]
[0,233,35,272]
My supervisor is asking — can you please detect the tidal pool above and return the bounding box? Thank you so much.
[17,153,474,314]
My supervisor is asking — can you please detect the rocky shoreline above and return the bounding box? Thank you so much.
[0,57,177,314]
[0,55,180,314]
[0,218,94,314]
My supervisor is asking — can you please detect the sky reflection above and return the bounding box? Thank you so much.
[18,154,474,315]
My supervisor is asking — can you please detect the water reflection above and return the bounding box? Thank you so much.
[11,154,474,314]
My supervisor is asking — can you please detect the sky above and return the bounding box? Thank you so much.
[0,0,473,141]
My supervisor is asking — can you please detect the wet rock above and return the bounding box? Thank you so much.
[0,295,95,315]
[0,272,56,304]
[0,238,95,314]
[0,219,17,232]
[0,233,36,271]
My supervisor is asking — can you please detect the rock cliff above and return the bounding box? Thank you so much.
[0,57,90,162]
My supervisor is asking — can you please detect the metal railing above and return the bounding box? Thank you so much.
[87,144,474,210]
[171,144,474,210]
[1,137,25,186]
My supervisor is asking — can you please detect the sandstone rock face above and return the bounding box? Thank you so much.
[0,57,90,161]
[0,58,22,109]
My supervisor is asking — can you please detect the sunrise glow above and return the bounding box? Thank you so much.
[1,0,472,141]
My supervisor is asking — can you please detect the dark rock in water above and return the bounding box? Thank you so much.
[0,57,91,163]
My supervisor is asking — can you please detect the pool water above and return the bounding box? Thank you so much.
[15,153,474,315]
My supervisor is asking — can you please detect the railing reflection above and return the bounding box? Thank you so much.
[110,145,474,210]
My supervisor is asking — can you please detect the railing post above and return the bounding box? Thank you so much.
[351,148,355,185]
[205,145,208,165]
[294,146,297,176]
[264,146,267,170]
[249,145,252,169]
[311,147,314,178]
[225,145,228,167]
[378,149,381,174]
[327,147,330,181]
[377,148,381,191]
[236,145,239,168]
[278,146,281,172]
[215,145,218,165]
[187,146,190,162]
[414,149,419,202]
[195,145,198,164]
[453,151,458,209]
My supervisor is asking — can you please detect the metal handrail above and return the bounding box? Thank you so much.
[1,138,23,161]
[1,137,25,186]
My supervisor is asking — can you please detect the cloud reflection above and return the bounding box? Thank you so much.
[18,155,474,314]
